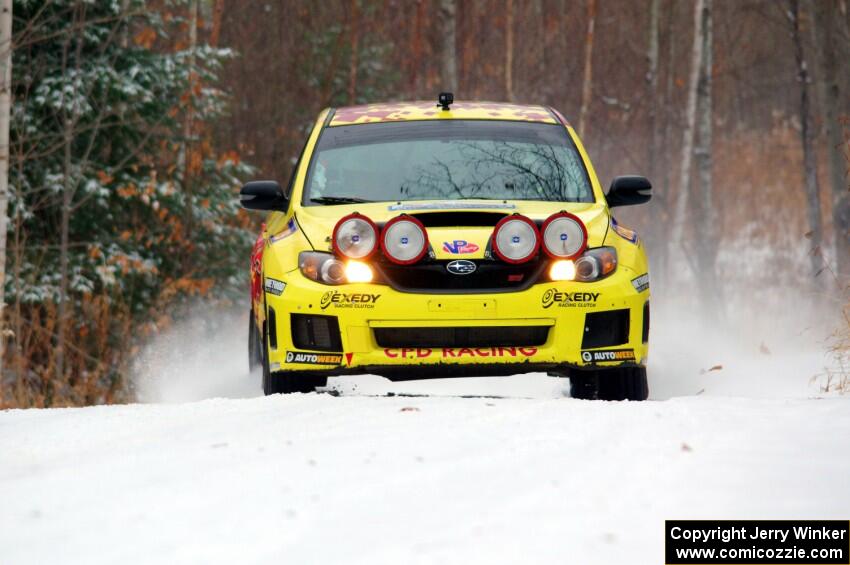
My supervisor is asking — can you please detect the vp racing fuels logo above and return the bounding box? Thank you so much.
[446,260,477,275]
[541,288,600,308]
[443,240,480,254]
[581,349,636,364]
[285,351,343,365]
[321,290,381,310]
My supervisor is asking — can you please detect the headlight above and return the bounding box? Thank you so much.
[299,252,373,285]
[549,247,617,282]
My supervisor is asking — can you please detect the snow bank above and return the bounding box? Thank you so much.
[1,394,848,565]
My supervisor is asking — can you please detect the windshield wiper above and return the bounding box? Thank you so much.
[310,196,373,205]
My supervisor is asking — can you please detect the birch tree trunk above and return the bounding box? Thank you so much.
[505,0,514,101]
[693,0,717,308]
[438,0,457,92]
[0,0,11,376]
[668,0,705,253]
[577,0,596,136]
[789,0,824,280]
[810,0,849,279]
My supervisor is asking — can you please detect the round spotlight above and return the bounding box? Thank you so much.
[332,213,378,260]
[492,215,540,264]
[541,212,588,259]
[380,215,428,265]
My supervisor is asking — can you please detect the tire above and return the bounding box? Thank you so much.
[570,367,649,401]
[568,371,598,400]
[248,309,262,373]
[260,322,328,395]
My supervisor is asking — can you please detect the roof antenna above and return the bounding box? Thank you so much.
[437,92,454,111]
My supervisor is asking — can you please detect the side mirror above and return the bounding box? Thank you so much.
[605,176,652,207]
[240,180,288,211]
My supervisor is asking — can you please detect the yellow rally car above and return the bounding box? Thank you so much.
[241,94,652,400]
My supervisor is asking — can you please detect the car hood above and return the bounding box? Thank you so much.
[294,200,610,260]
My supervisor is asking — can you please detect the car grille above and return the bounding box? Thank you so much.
[581,309,630,349]
[291,314,343,352]
[373,325,550,348]
[374,258,547,294]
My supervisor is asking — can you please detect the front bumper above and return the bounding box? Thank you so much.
[264,266,650,377]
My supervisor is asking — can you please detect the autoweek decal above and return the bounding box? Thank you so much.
[285,351,343,365]
[581,349,635,363]
[631,273,649,293]
[384,347,538,359]
[541,288,600,309]
[320,290,381,310]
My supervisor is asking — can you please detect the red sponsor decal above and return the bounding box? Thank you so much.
[384,348,433,358]
[249,226,265,304]
[383,346,538,359]
[345,352,354,366]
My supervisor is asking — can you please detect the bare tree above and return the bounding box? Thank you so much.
[645,0,662,278]
[810,0,849,278]
[693,0,717,308]
[505,0,514,101]
[646,0,660,175]
[787,0,824,279]
[210,0,224,47]
[180,0,199,268]
[438,0,457,92]
[348,0,360,104]
[577,0,596,136]
[669,0,705,253]
[0,0,10,375]
[57,4,87,381]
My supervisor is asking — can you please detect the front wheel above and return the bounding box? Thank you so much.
[248,310,263,373]
[569,367,649,401]
[260,322,328,395]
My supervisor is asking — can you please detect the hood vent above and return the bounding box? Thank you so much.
[407,211,508,227]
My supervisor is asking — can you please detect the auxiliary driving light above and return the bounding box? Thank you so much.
[381,215,428,264]
[492,214,540,264]
[344,261,373,283]
[541,212,587,259]
[549,259,576,281]
[333,213,378,259]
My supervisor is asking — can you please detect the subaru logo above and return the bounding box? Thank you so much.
[446,260,477,275]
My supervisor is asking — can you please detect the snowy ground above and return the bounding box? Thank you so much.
[2,303,849,565]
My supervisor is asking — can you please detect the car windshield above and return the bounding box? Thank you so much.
[303,120,594,205]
